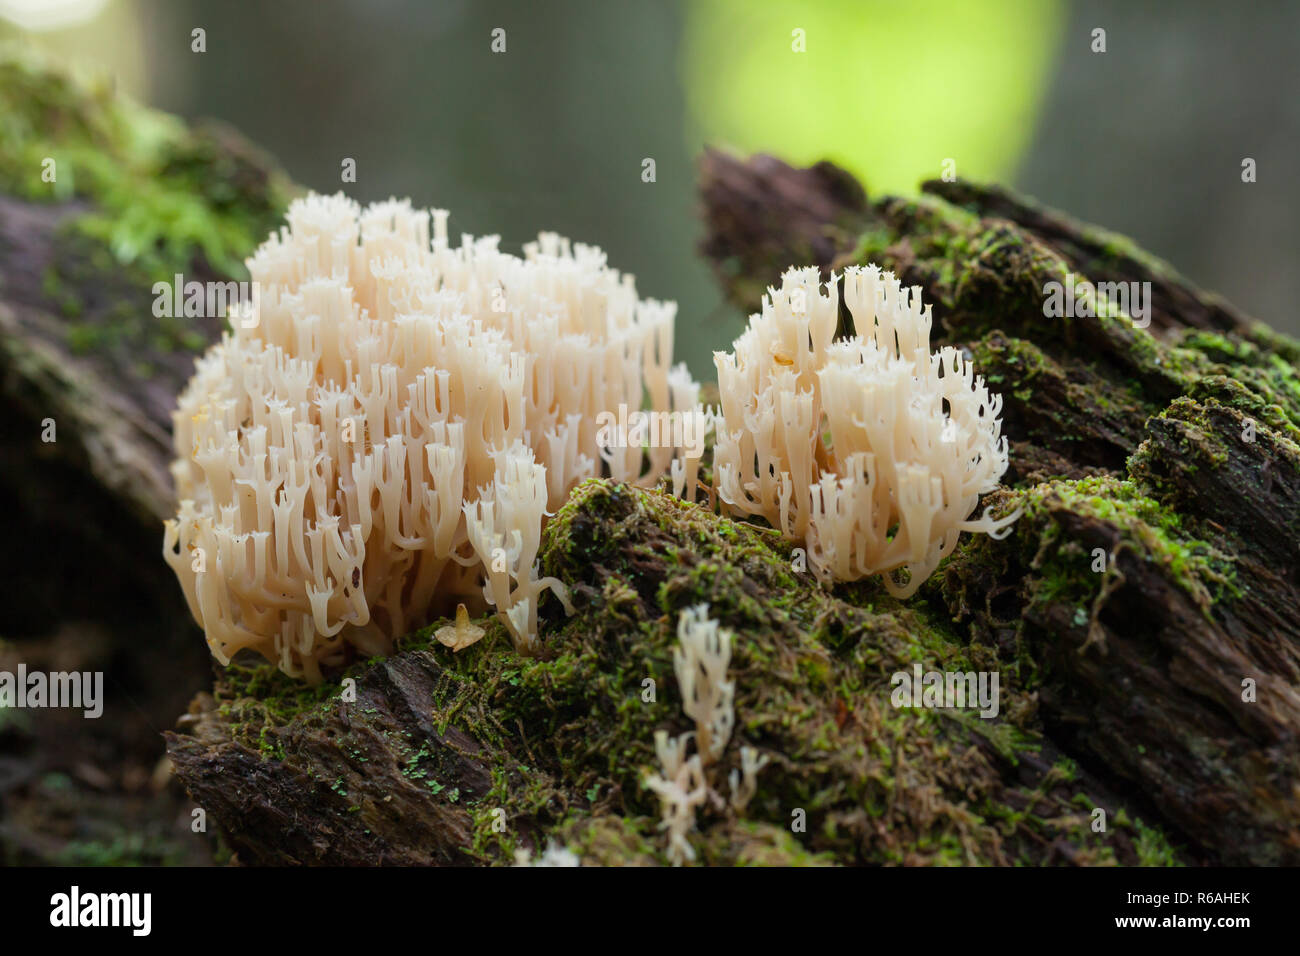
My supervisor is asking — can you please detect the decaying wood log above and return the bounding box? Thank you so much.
[5,49,1295,865]
[0,55,292,864]
[700,152,1300,865]
[168,153,1299,866]
[169,480,1181,867]
[167,656,493,866]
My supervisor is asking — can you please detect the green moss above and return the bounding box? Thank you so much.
[1245,322,1300,366]
[215,657,350,759]
[0,49,293,376]
[1021,475,1238,612]
[1165,329,1299,431]
[939,469,1242,710]
[0,52,291,279]
[214,478,1179,865]
[551,812,660,866]
[696,820,838,866]
[533,482,1165,865]
[844,225,899,267]
[1130,818,1184,867]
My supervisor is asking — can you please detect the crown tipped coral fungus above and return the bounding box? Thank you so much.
[164,192,702,680]
[712,265,1018,597]
[645,604,769,865]
[673,603,735,764]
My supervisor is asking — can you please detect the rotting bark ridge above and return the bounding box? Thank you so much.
[168,156,1300,867]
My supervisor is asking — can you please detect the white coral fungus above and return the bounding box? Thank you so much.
[645,604,767,865]
[164,192,701,680]
[513,842,582,867]
[728,746,770,812]
[643,729,708,866]
[673,603,735,765]
[713,265,1018,596]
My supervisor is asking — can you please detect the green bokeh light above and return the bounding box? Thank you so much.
[683,0,1067,195]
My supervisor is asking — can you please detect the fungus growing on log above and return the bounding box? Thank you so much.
[645,604,767,865]
[433,603,484,652]
[673,603,735,764]
[164,192,701,680]
[712,265,1018,596]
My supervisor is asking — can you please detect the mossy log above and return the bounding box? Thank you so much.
[0,54,291,648]
[168,154,1300,867]
[0,56,291,528]
[167,481,1177,866]
[0,53,292,864]
[4,50,1294,865]
[701,152,1300,865]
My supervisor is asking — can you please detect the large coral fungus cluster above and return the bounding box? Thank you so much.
[712,265,1017,597]
[164,192,702,680]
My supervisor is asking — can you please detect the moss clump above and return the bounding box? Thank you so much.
[1176,330,1300,431]
[0,49,294,384]
[0,52,291,278]
[196,479,1181,866]
[944,475,1237,649]
[1029,475,1236,608]
[213,659,342,760]
[417,480,1177,865]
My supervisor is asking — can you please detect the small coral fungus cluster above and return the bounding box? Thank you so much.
[712,265,1018,596]
[164,193,702,680]
[644,605,767,865]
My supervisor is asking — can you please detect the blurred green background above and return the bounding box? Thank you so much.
[4,0,1297,376]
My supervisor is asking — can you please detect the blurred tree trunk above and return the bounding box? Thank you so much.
[0,53,290,865]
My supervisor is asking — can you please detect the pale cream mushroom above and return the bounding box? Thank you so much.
[433,603,485,652]
[712,265,1019,596]
[164,192,701,681]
